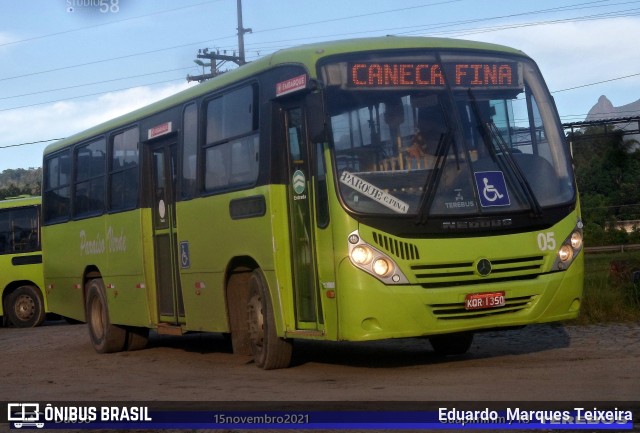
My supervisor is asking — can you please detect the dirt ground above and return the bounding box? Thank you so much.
[1,320,639,432]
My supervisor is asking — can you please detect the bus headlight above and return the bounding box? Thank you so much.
[570,231,583,249]
[351,245,373,265]
[558,245,573,262]
[373,258,392,277]
[347,230,408,284]
[553,224,583,271]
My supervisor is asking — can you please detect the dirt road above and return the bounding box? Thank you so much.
[1,321,638,431]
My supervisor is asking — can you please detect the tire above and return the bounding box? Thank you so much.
[85,279,127,353]
[247,269,292,369]
[429,332,474,356]
[125,326,149,351]
[6,285,45,328]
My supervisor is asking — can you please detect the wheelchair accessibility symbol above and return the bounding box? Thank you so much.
[474,171,510,207]
[180,241,190,269]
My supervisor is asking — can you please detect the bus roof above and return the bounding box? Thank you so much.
[0,195,41,209]
[43,36,526,155]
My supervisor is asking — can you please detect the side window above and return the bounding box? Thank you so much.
[110,127,140,211]
[43,150,72,223]
[204,135,259,190]
[182,104,198,199]
[205,86,254,143]
[11,207,40,253]
[0,211,9,254]
[74,138,106,217]
[204,85,259,192]
[0,207,39,254]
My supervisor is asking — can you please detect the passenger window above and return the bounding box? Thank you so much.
[204,84,259,193]
[206,86,255,143]
[0,207,39,254]
[182,104,198,199]
[43,150,72,223]
[75,138,106,217]
[110,127,139,211]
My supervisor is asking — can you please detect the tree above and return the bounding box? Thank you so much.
[0,167,42,199]
[570,126,640,245]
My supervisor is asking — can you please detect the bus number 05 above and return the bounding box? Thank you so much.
[537,232,556,251]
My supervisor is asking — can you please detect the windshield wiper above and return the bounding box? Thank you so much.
[486,121,542,217]
[415,128,454,225]
[468,90,542,217]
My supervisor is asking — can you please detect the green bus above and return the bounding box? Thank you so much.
[42,37,583,368]
[0,196,46,328]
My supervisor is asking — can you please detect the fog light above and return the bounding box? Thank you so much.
[570,231,583,249]
[372,258,392,277]
[351,245,373,265]
[558,245,573,262]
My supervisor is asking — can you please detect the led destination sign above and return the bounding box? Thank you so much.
[348,62,519,89]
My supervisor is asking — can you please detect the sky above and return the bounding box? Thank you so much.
[0,0,639,172]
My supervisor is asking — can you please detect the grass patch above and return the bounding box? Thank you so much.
[574,250,640,324]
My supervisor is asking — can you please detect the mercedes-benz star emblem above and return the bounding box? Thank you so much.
[477,258,492,276]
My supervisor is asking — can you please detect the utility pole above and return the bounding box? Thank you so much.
[237,0,249,66]
[187,0,252,83]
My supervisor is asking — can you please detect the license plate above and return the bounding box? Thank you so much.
[465,291,506,310]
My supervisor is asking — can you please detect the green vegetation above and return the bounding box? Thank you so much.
[0,167,41,199]
[576,250,640,324]
[571,127,640,246]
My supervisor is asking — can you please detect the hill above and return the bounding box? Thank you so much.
[0,167,42,199]
[586,95,640,120]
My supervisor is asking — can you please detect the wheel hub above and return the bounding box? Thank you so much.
[13,295,35,321]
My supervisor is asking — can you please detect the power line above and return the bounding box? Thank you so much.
[0,139,65,149]
[249,0,465,35]
[0,78,188,113]
[553,72,640,93]
[226,0,639,54]
[0,41,214,82]
[1,1,638,114]
[0,1,222,48]
[0,67,193,101]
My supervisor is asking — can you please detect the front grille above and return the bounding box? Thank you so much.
[411,255,544,288]
[429,295,535,320]
[371,231,420,260]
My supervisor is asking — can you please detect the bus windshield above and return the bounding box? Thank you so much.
[322,52,575,221]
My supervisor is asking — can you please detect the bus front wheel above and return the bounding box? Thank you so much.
[85,279,127,353]
[247,269,292,369]
[6,285,45,328]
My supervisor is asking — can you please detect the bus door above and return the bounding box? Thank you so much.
[282,104,324,329]
[147,140,185,325]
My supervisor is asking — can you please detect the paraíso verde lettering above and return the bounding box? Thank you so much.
[80,227,127,256]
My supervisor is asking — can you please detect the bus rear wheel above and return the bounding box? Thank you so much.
[429,332,474,356]
[125,326,149,351]
[247,269,292,369]
[6,285,45,328]
[85,279,127,353]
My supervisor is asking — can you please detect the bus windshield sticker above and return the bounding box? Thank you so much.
[444,188,475,210]
[474,171,511,207]
[347,62,520,90]
[276,74,307,97]
[340,171,409,214]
